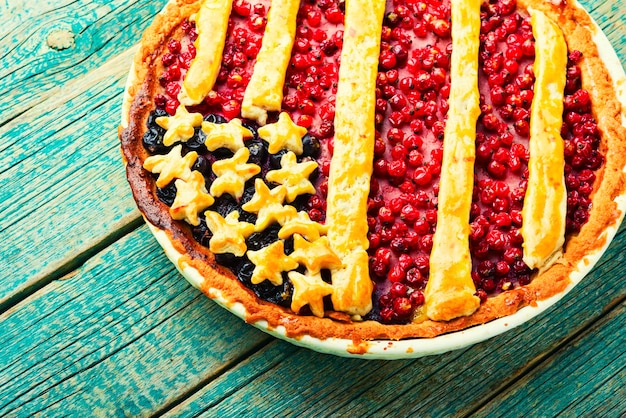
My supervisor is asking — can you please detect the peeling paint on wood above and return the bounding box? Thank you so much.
[0,0,623,416]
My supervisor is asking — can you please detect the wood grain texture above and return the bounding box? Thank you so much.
[580,0,626,62]
[0,226,270,417]
[0,0,623,416]
[0,47,142,308]
[165,225,626,417]
[0,0,168,125]
[474,302,625,417]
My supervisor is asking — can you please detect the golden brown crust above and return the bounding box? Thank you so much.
[425,0,481,321]
[325,0,385,316]
[521,9,568,269]
[119,0,626,344]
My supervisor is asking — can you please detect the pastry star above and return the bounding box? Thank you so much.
[156,105,204,146]
[170,171,215,226]
[278,211,328,242]
[201,118,253,152]
[210,147,261,200]
[246,241,299,286]
[266,152,318,202]
[290,234,342,274]
[288,270,334,318]
[241,179,297,231]
[257,112,307,155]
[204,210,255,257]
[143,144,198,188]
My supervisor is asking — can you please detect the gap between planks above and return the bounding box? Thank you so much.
[150,338,280,418]
[0,44,142,314]
[460,291,626,418]
[0,43,138,136]
[2,2,620,412]
[0,216,143,316]
[152,225,626,417]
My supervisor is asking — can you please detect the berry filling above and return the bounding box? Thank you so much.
[143,0,603,324]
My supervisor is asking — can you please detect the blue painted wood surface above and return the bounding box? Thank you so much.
[0,0,624,416]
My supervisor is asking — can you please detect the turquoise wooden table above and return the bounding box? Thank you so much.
[1,0,624,416]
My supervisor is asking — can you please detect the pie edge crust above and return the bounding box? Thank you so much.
[118,0,626,348]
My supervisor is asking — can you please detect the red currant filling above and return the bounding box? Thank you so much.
[143,0,603,324]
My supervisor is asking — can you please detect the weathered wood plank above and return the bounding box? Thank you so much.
[0,0,168,126]
[579,0,626,63]
[0,0,623,416]
[0,48,143,308]
[164,225,626,418]
[474,302,625,417]
[0,226,271,417]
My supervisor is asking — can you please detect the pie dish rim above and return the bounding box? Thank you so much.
[118,0,626,358]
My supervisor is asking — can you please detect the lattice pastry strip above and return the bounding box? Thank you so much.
[325,0,386,316]
[425,0,482,321]
[179,0,233,105]
[521,9,568,270]
[241,0,301,125]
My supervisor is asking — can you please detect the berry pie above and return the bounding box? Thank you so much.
[119,0,626,354]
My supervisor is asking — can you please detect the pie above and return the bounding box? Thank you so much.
[119,0,626,353]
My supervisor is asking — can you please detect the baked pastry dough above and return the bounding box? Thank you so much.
[241,179,297,231]
[266,151,318,202]
[424,0,482,321]
[241,0,300,125]
[202,118,253,152]
[204,210,255,256]
[179,0,233,105]
[325,0,386,317]
[288,270,334,318]
[209,147,261,200]
[247,240,298,286]
[157,106,203,146]
[170,171,215,226]
[143,144,197,188]
[278,211,328,242]
[290,234,342,275]
[521,9,568,270]
[257,112,306,155]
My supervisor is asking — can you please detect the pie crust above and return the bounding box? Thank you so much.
[424,0,482,322]
[119,0,626,356]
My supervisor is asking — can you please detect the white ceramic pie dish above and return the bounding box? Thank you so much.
[120,0,626,359]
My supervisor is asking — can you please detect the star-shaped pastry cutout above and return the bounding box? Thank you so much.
[201,118,253,152]
[143,145,198,188]
[241,179,297,231]
[266,152,318,202]
[204,210,255,257]
[170,171,215,226]
[257,112,307,155]
[210,148,261,200]
[246,241,299,286]
[278,211,328,242]
[290,234,342,274]
[288,270,334,318]
[156,105,204,146]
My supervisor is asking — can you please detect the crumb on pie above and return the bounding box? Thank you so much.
[120,0,626,346]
